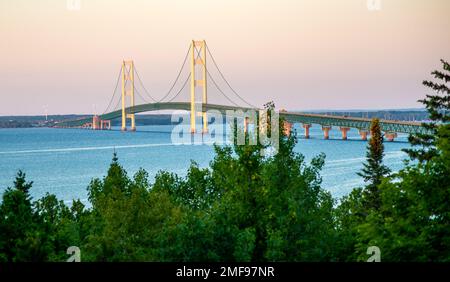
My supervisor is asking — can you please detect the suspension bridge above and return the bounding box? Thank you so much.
[55,40,431,142]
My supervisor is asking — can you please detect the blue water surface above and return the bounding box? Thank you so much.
[0,124,411,204]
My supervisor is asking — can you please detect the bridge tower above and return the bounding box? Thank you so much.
[121,60,136,131]
[190,40,208,134]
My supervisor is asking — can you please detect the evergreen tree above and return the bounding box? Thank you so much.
[357,118,390,210]
[0,171,50,261]
[403,59,450,163]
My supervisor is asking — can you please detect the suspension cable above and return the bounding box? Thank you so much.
[133,64,157,102]
[205,43,257,108]
[164,44,203,103]
[157,44,192,103]
[102,66,122,114]
[112,94,122,112]
[206,69,239,107]
[134,88,151,104]
[166,73,191,103]
[111,65,132,113]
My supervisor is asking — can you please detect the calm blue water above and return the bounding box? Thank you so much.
[0,124,411,204]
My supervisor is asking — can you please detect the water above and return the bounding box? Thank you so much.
[0,124,411,204]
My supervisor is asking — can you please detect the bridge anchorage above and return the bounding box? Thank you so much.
[54,40,433,142]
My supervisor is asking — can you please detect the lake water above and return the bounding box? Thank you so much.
[0,124,411,204]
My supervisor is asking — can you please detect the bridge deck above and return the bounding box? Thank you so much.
[54,102,431,135]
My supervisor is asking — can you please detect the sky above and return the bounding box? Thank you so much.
[0,0,449,115]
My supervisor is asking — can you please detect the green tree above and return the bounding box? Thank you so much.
[346,61,450,261]
[154,105,336,262]
[357,118,390,210]
[0,171,51,261]
[334,188,365,261]
[404,59,450,163]
[355,130,450,261]
[261,118,336,261]
[83,154,182,261]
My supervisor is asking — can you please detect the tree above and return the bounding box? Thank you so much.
[83,154,183,261]
[355,134,450,261]
[404,59,450,163]
[0,171,51,261]
[347,61,450,261]
[357,118,390,210]
[154,105,337,262]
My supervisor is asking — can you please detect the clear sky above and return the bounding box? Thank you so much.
[0,0,449,115]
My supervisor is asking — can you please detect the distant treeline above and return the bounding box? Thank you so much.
[0,120,33,128]
[0,115,80,128]
[0,114,173,128]
[312,110,429,121]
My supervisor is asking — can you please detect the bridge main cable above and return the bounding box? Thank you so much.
[133,64,158,102]
[205,43,258,109]
[102,66,123,115]
[156,44,192,103]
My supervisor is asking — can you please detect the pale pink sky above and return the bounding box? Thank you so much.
[0,0,449,115]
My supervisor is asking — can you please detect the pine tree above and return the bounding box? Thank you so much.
[0,171,43,261]
[403,59,450,163]
[357,118,390,210]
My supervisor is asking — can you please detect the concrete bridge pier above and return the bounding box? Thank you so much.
[385,132,398,142]
[340,127,350,140]
[283,121,293,136]
[100,120,111,130]
[92,115,99,130]
[244,117,249,134]
[303,124,312,139]
[92,115,111,130]
[359,130,369,141]
[322,126,332,139]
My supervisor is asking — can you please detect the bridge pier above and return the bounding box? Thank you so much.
[359,130,369,141]
[100,120,111,130]
[283,121,293,136]
[340,127,350,140]
[92,115,100,130]
[385,132,398,142]
[92,115,111,130]
[244,117,250,134]
[303,124,312,139]
[322,126,332,139]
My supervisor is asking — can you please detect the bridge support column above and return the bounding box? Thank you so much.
[303,124,312,139]
[92,115,100,130]
[121,60,136,132]
[283,121,293,136]
[190,40,208,134]
[244,117,249,134]
[385,132,397,142]
[100,120,111,130]
[340,127,350,140]
[322,126,331,139]
[359,130,369,141]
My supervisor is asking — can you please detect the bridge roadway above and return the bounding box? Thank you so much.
[54,102,431,136]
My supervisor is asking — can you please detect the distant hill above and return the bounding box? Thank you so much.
[0,114,174,128]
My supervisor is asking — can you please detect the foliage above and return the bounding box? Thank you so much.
[403,59,450,163]
[338,60,450,262]
[357,118,390,210]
